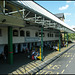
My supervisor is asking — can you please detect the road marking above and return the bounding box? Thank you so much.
[66,64,69,67]
[45,71,54,74]
[16,69,22,74]
[67,55,70,57]
[47,64,61,70]
[51,65,61,70]
[69,61,71,63]
[57,72,59,75]
[40,70,46,74]
[45,71,49,74]
[71,58,73,60]
[61,69,65,74]
[12,71,18,74]
[47,64,53,69]
[19,67,26,73]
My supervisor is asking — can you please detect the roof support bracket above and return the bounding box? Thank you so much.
[25,11,30,18]
[3,0,5,14]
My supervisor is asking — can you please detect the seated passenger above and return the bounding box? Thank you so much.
[31,50,35,55]
[34,51,40,60]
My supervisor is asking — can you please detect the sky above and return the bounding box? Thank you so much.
[35,1,75,28]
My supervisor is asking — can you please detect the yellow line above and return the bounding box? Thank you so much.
[12,71,18,74]
[28,64,35,68]
[36,72,39,74]
[30,62,38,67]
[57,72,59,75]
[16,69,23,74]
[66,64,69,67]
[19,67,26,73]
[24,66,31,72]
[45,71,49,74]
[61,69,65,74]
[69,61,71,63]
[40,70,46,74]
[71,58,73,60]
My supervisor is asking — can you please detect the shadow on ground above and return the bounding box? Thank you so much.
[0,48,56,74]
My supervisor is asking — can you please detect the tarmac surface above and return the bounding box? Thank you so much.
[36,45,75,74]
[0,43,75,74]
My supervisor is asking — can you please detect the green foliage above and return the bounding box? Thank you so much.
[68,33,75,40]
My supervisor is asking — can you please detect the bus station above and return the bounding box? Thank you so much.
[0,1,75,74]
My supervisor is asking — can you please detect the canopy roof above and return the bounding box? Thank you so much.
[9,1,75,33]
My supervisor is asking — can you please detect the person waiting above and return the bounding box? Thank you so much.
[34,51,40,60]
[0,51,6,63]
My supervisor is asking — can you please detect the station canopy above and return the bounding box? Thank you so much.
[8,1,75,33]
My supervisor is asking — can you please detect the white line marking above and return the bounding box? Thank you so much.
[57,72,59,75]
[69,61,71,63]
[66,64,69,67]
[61,69,65,74]
[71,58,73,60]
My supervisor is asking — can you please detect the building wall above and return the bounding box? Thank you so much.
[0,27,59,45]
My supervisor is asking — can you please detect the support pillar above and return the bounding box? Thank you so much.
[67,33,68,47]
[64,32,65,41]
[8,26,13,64]
[59,31,61,52]
[41,27,43,61]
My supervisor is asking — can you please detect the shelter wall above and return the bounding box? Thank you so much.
[0,27,59,45]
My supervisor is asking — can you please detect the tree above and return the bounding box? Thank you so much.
[68,33,75,40]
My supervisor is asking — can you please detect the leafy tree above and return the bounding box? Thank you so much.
[68,33,75,40]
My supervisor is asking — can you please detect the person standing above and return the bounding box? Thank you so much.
[0,51,6,63]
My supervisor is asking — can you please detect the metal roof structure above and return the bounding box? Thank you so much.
[7,1,75,33]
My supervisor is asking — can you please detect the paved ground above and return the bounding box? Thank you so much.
[0,43,74,74]
[36,45,75,74]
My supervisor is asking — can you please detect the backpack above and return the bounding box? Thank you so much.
[32,55,34,60]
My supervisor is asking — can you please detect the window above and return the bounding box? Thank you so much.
[52,34,53,37]
[0,29,2,36]
[39,32,45,37]
[20,30,24,36]
[35,32,38,37]
[26,31,30,37]
[47,33,49,37]
[39,32,41,37]
[50,33,51,37]
[13,30,18,36]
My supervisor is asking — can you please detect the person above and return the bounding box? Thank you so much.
[22,48,25,53]
[31,50,35,55]
[0,51,6,63]
[34,51,40,60]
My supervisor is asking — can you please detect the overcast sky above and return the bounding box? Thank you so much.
[36,1,75,28]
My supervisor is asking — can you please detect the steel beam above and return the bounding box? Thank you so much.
[5,9,24,15]
[3,0,5,14]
